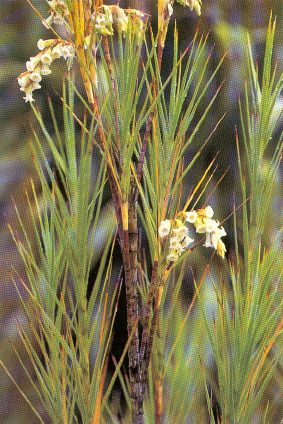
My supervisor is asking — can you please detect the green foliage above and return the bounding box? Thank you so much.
[6,82,118,423]
[201,16,283,424]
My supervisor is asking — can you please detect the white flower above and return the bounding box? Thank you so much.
[37,39,55,50]
[210,227,226,249]
[26,60,35,72]
[30,72,42,83]
[204,206,214,218]
[204,225,227,258]
[169,236,182,249]
[95,14,106,25]
[41,53,53,65]
[117,17,128,34]
[158,219,171,238]
[51,44,63,59]
[61,44,75,60]
[18,74,30,87]
[26,56,41,71]
[37,39,45,50]
[167,251,179,262]
[204,232,213,248]
[195,218,206,234]
[185,210,198,223]
[215,226,227,239]
[94,6,114,35]
[32,82,41,90]
[173,225,188,239]
[205,218,219,233]
[181,235,194,248]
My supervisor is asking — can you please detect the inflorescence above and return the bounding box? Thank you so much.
[42,0,70,28]
[17,40,75,102]
[159,206,227,263]
[17,1,202,102]
[166,0,202,17]
[94,5,146,39]
[17,2,147,102]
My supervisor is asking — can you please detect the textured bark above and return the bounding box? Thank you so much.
[122,177,144,423]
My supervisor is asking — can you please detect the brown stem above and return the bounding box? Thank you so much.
[153,314,164,424]
[135,111,154,192]
[154,376,163,424]
[140,260,159,363]
[122,232,143,420]
[140,260,160,397]
[122,178,144,423]
[89,25,167,422]
[92,38,144,422]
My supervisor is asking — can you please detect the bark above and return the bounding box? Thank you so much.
[122,177,144,423]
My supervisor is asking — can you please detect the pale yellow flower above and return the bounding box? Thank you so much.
[158,219,171,238]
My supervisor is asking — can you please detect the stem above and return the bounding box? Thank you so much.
[154,376,163,424]
[100,36,143,421]
[135,111,154,190]
[122,178,144,423]
[140,261,159,362]
[86,22,168,421]
[77,293,91,422]
[133,28,166,406]
[140,260,159,396]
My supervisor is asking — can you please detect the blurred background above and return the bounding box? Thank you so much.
[1,0,283,422]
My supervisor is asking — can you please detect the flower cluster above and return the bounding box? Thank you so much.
[186,206,227,258]
[159,219,194,263]
[159,205,227,263]
[176,0,202,16]
[42,0,70,28]
[17,39,75,102]
[93,5,146,39]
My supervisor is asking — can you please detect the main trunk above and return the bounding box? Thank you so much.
[122,178,144,423]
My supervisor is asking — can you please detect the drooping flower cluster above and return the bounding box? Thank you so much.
[159,205,227,263]
[17,39,75,102]
[159,219,194,263]
[42,0,70,28]
[186,206,227,258]
[93,5,146,39]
